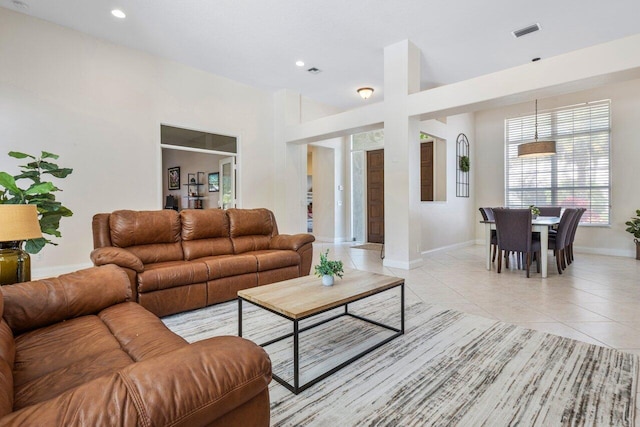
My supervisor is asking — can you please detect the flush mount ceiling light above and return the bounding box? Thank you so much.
[518,99,556,158]
[295,60,305,67]
[111,9,126,18]
[357,87,374,100]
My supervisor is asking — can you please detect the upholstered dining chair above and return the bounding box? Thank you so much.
[547,208,578,274]
[479,207,498,262]
[565,207,586,265]
[493,208,541,278]
[538,206,562,217]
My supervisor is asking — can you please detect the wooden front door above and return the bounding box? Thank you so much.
[367,149,384,243]
[421,141,434,201]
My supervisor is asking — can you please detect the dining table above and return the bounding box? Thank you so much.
[481,216,561,278]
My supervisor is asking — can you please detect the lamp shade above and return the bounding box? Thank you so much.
[0,205,43,242]
[517,140,556,158]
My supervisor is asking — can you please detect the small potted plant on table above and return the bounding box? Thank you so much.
[625,209,640,260]
[529,205,540,219]
[314,249,344,286]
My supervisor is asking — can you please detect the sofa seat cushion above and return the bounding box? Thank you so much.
[198,254,258,280]
[12,315,133,410]
[11,301,186,411]
[138,260,209,293]
[245,250,300,272]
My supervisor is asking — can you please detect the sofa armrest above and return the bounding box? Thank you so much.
[1,337,272,427]
[270,233,315,251]
[90,247,144,273]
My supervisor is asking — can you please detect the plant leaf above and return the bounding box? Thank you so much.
[25,182,55,195]
[45,168,73,178]
[25,238,47,254]
[9,151,34,159]
[0,172,21,194]
[38,161,59,171]
[41,152,59,160]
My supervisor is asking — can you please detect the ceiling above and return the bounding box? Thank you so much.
[4,0,640,111]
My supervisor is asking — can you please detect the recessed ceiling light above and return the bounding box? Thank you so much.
[295,60,305,67]
[12,0,29,10]
[111,9,126,19]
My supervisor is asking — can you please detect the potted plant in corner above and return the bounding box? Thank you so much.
[0,151,73,254]
[625,209,640,260]
[314,249,344,286]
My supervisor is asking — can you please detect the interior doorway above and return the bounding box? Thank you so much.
[367,149,384,244]
[160,124,238,210]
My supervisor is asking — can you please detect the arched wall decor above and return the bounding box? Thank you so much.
[456,133,470,198]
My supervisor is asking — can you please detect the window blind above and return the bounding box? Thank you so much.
[505,100,610,225]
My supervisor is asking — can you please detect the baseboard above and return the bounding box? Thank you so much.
[474,241,635,258]
[573,246,635,258]
[383,257,424,270]
[32,263,93,280]
[422,240,477,256]
[314,236,347,243]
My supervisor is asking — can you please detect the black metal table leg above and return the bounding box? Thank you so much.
[293,319,299,393]
[238,298,243,337]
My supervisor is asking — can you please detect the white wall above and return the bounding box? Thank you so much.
[0,9,275,276]
[419,113,476,253]
[474,78,640,257]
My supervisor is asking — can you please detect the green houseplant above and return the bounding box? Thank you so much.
[0,151,73,254]
[314,249,344,286]
[529,205,540,219]
[625,209,640,260]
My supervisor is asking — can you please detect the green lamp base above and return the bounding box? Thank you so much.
[0,242,31,285]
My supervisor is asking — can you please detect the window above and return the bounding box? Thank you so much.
[505,100,610,225]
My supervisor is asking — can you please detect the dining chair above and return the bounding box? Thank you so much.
[565,207,586,265]
[493,208,541,278]
[538,206,562,217]
[479,207,498,262]
[547,208,578,274]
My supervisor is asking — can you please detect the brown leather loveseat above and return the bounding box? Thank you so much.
[91,208,315,317]
[0,265,271,426]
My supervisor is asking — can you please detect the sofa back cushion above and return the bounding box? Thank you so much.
[180,209,233,260]
[227,208,275,254]
[1,265,132,335]
[109,210,183,264]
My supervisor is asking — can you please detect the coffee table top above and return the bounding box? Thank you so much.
[238,270,404,320]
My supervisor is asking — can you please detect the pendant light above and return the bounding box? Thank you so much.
[517,99,556,158]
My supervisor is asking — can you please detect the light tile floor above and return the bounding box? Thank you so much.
[313,242,640,421]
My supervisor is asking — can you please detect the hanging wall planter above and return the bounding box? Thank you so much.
[456,134,470,197]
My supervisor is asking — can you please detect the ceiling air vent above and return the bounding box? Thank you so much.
[307,67,321,74]
[512,23,541,38]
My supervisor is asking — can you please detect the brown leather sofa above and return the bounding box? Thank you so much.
[0,265,271,426]
[91,208,315,317]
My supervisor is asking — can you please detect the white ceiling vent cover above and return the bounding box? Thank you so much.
[512,23,541,38]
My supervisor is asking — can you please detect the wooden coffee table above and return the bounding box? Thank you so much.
[238,270,404,394]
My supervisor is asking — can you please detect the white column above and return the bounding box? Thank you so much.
[273,90,307,234]
[383,40,424,269]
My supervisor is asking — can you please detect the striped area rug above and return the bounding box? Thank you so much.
[163,291,637,426]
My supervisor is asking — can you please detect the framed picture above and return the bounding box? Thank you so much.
[168,167,180,190]
[208,172,219,192]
